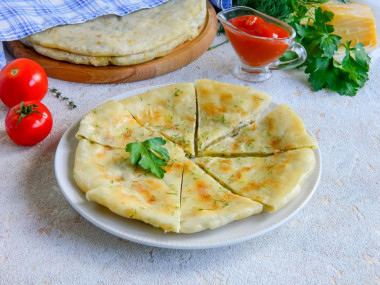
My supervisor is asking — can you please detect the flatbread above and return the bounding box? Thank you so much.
[74,139,184,232]
[196,79,271,153]
[203,104,317,156]
[20,7,206,66]
[72,81,318,234]
[22,0,206,65]
[76,99,155,149]
[180,158,263,233]
[120,83,197,156]
[21,32,191,66]
[195,149,316,212]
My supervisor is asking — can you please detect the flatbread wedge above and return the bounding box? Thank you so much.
[204,104,317,156]
[196,79,271,153]
[76,99,156,149]
[120,83,197,156]
[74,139,184,232]
[180,158,263,233]
[195,149,316,212]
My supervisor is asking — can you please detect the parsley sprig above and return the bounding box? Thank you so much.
[126,137,170,179]
[293,7,370,96]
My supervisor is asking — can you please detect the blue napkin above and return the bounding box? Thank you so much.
[0,0,172,68]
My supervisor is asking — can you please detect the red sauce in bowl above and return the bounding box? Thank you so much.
[225,15,291,67]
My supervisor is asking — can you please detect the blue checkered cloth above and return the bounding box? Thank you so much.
[209,0,232,10]
[0,0,173,68]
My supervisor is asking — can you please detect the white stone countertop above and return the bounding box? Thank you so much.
[1,33,379,284]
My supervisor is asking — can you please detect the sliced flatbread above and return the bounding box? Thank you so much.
[76,99,156,149]
[204,104,317,156]
[74,139,184,232]
[195,149,316,212]
[196,79,271,153]
[120,83,197,156]
[180,158,263,233]
[22,0,206,66]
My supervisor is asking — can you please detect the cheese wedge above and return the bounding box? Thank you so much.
[204,104,317,156]
[302,3,378,50]
[74,139,184,232]
[120,83,197,156]
[76,99,155,149]
[320,3,377,49]
[180,158,263,233]
[196,79,271,153]
[195,149,316,212]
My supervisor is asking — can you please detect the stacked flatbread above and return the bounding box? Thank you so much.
[20,0,206,66]
[73,79,317,233]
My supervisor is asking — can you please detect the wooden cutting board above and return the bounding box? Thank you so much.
[5,2,218,84]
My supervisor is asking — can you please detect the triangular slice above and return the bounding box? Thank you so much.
[204,104,317,156]
[196,79,271,152]
[180,158,263,233]
[195,149,316,212]
[73,139,184,232]
[120,83,197,156]
[76,99,154,149]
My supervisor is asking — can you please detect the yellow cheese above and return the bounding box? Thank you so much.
[320,3,377,48]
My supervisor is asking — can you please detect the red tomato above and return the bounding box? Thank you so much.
[5,101,53,146]
[0,58,48,108]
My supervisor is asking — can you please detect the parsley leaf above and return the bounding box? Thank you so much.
[126,137,170,179]
[279,50,299,62]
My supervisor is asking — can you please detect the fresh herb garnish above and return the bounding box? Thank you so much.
[49,88,77,109]
[294,7,370,96]
[125,137,170,179]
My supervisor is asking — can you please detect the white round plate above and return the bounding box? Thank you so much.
[54,85,322,250]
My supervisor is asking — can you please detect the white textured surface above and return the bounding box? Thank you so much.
[1,33,380,284]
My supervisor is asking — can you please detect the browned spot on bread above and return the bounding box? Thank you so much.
[136,183,156,204]
[202,104,227,117]
[195,180,211,201]
[220,92,232,103]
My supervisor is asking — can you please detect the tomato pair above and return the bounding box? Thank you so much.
[0,58,52,145]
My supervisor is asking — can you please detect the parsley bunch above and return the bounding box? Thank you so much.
[126,137,170,179]
[292,7,371,96]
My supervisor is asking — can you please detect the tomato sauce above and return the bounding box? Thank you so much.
[225,15,291,67]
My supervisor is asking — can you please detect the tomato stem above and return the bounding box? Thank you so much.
[11,68,19,76]
[15,101,43,127]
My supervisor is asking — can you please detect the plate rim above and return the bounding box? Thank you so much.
[54,83,322,250]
